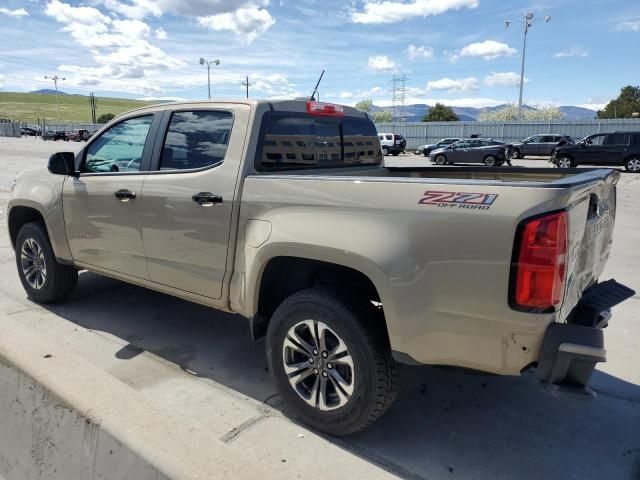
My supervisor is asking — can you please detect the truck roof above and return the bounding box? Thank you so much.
[125,99,368,118]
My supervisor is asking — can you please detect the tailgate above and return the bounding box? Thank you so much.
[560,172,618,320]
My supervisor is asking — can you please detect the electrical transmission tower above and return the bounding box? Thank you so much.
[390,74,408,122]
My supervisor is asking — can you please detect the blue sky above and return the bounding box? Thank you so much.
[0,0,638,109]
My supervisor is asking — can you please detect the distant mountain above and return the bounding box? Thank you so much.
[30,89,68,95]
[371,103,597,121]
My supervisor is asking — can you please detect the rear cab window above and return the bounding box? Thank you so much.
[160,110,233,170]
[257,112,382,170]
[604,133,630,146]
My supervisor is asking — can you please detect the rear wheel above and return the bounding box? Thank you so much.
[382,147,389,156]
[15,222,77,303]
[266,287,399,436]
[556,156,574,168]
[392,151,399,156]
[435,154,447,165]
[483,155,497,166]
[624,157,640,172]
[513,148,522,159]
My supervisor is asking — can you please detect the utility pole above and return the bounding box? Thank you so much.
[199,57,220,99]
[44,75,66,122]
[505,13,551,120]
[88,92,97,124]
[241,75,254,98]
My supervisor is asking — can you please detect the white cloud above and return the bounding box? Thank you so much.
[198,6,275,44]
[102,0,162,19]
[339,91,354,99]
[554,47,588,58]
[427,76,478,92]
[452,40,516,61]
[351,0,478,24]
[0,7,29,17]
[368,55,397,73]
[407,44,434,60]
[616,20,640,32]
[154,27,167,39]
[45,0,184,95]
[484,71,528,87]
[578,103,606,111]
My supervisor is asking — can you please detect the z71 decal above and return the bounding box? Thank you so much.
[418,191,499,210]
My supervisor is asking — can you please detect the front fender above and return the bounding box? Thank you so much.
[8,168,72,262]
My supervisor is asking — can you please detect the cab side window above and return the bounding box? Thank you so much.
[84,115,153,173]
[160,111,233,170]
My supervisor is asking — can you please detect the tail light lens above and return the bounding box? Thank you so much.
[511,211,568,312]
[306,101,344,116]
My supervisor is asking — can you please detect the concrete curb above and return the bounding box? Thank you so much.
[0,316,259,480]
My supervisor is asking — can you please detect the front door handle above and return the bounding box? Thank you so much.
[114,189,136,201]
[192,192,223,207]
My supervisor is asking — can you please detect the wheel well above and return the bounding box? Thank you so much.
[8,207,45,248]
[253,257,382,339]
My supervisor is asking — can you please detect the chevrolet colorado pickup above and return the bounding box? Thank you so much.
[8,100,634,435]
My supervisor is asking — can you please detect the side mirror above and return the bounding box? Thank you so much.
[48,152,77,176]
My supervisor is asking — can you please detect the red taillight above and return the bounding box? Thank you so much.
[511,211,568,312]
[306,101,344,116]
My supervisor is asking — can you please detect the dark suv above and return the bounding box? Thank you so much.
[511,134,572,158]
[552,131,640,171]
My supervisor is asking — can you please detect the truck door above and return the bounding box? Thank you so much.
[63,113,158,279]
[139,106,249,299]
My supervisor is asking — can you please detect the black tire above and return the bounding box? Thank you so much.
[513,149,523,159]
[434,154,447,165]
[483,155,497,166]
[624,157,640,172]
[266,287,399,436]
[556,156,574,168]
[15,222,77,303]
[382,147,389,156]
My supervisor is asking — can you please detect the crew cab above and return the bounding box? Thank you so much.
[552,131,640,171]
[8,100,633,436]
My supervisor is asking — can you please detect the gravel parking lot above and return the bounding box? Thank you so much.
[1,137,639,479]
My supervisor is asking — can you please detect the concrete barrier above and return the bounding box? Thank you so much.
[0,317,251,480]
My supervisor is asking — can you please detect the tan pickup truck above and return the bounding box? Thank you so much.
[7,100,634,435]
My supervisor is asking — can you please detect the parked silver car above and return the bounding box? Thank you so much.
[512,134,572,158]
[429,139,511,166]
[415,137,461,156]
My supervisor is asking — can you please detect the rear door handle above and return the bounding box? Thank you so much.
[114,189,136,201]
[192,192,223,207]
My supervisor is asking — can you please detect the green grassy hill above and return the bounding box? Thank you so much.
[0,92,155,124]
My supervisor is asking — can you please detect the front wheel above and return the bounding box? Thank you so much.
[382,147,389,156]
[625,157,640,172]
[15,222,77,303]
[556,156,574,168]
[266,288,399,436]
[513,149,523,159]
[434,154,447,165]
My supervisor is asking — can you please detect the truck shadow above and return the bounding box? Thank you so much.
[44,272,640,480]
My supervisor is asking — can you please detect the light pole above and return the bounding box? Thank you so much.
[44,75,66,122]
[199,57,220,99]
[505,12,551,120]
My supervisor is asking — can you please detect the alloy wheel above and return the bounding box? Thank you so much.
[627,158,640,172]
[557,157,572,168]
[20,237,47,290]
[282,319,355,411]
